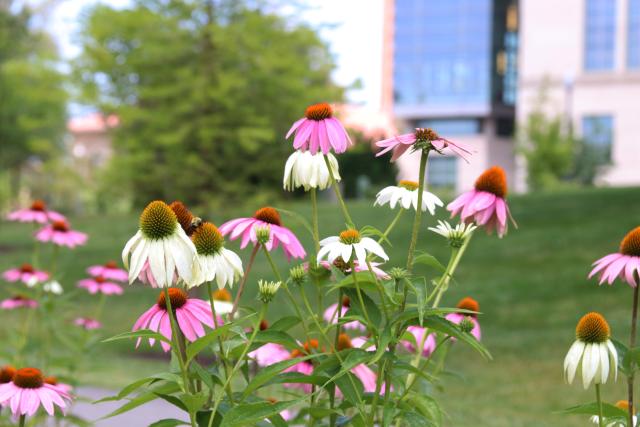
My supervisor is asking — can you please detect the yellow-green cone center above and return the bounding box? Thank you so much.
[339,229,361,244]
[140,201,178,240]
[576,312,610,343]
[398,180,419,191]
[191,222,224,255]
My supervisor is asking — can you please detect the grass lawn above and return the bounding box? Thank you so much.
[1,186,640,426]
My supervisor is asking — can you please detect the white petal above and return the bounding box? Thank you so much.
[360,238,389,261]
[341,244,353,263]
[148,240,167,288]
[122,231,142,269]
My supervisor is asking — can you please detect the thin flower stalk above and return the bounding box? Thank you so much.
[230,245,259,318]
[206,281,234,403]
[630,282,639,426]
[324,154,354,228]
[405,150,429,271]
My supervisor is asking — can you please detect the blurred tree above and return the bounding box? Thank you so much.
[75,0,343,209]
[0,2,67,203]
[517,89,575,191]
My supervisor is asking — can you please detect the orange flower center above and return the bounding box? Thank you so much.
[191,222,224,255]
[576,312,610,343]
[52,220,69,232]
[13,368,44,389]
[291,339,320,358]
[398,180,419,191]
[31,200,46,211]
[341,296,351,308]
[339,229,361,244]
[414,128,439,142]
[253,207,281,226]
[44,376,58,385]
[620,227,640,257]
[157,288,188,310]
[304,103,333,121]
[95,276,106,284]
[336,333,353,351]
[456,297,479,316]
[212,288,232,302]
[169,201,194,235]
[616,400,630,411]
[20,264,34,273]
[0,366,16,384]
[475,166,507,198]
[104,261,118,269]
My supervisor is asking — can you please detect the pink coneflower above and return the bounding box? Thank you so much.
[219,207,306,260]
[375,128,472,162]
[74,317,102,330]
[283,340,319,393]
[36,220,87,248]
[86,261,128,282]
[2,264,49,285]
[0,366,16,384]
[323,296,366,331]
[447,166,516,238]
[336,334,388,395]
[77,276,123,295]
[401,326,437,357]
[44,376,73,395]
[132,288,215,352]
[6,200,65,224]
[1,295,38,310]
[248,322,291,367]
[589,226,640,287]
[445,297,482,341]
[285,102,352,154]
[0,367,71,416]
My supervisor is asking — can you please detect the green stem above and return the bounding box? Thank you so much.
[323,154,354,228]
[310,187,320,253]
[230,244,259,318]
[405,150,429,272]
[329,288,342,427]
[19,414,25,427]
[94,293,107,321]
[400,337,452,402]
[377,208,404,245]
[430,234,473,309]
[595,384,604,427]
[209,304,267,427]
[207,281,234,403]
[629,282,639,427]
[163,287,197,427]
[350,260,373,333]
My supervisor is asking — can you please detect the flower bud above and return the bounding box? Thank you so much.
[255,225,271,245]
[459,316,475,334]
[289,265,306,285]
[257,280,281,303]
[389,267,409,281]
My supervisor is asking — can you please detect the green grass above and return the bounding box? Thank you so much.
[1,186,640,426]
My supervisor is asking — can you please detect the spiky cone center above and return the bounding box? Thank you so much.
[191,222,224,255]
[157,288,188,310]
[44,376,58,385]
[576,312,610,343]
[52,220,69,232]
[105,261,118,269]
[31,200,46,211]
[337,333,353,351]
[140,201,178,240]
[339,229,361,244]
[304,102,333,121]
[414,128,439,142]
[341,296,351,308]
[254,207,281,226]
[169,201,194,235]
[475,166,508,198]
[213,288,232,302]
[20,263,34,273]
[616,400,630,411]
[398,180,419,191]
[620,227,640,257]
[95,276,106,283]
[456,297,479,317]
[0,366,16,383]
[13,368,44,389]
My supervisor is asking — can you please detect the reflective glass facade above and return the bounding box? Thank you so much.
[582,115,614,163]
[584,0,616,71]
[629,0,640,68]
[393,0,492,108]
[427,157,457,188]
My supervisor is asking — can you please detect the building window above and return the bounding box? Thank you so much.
[582,115,614,163]
[427,157,457,188]
[630,0,640,68]
[415,119,481,135]
[584,0,616,71]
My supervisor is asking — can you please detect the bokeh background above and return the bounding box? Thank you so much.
[1,0,640,425]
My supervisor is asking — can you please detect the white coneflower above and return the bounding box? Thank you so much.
[374,180,443,214]
[122,201,197,287]
[428,220,477,248]
[189,222,243,290]
[283,150,340,191]
[257,280,281,303]
[564,312,617,389]
[42,280,63,295]
[211,289,234,315]
[317,229,388,266]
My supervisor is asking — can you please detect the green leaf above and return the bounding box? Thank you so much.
[334,371,363,406]
[360,225,391,246]
[185,323,234,363]
[413,253,446,272]
[219,399,302,427]
[102,329,172,345]
[264,372,330,387]
[242,354,321,398]
[343,288,382,329]
[154,393,188,412]
[421,316,491,360]
[333,272,379,293]
[148,419,188,427]
[406,392,442,426]
[253,330,299,349]
[558,401,628,418]
[269,316,301,331]
[101,382,181,419]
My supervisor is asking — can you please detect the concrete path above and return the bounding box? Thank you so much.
[71,387,187,426]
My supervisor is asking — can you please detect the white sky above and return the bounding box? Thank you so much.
[40,0,384,113]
